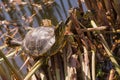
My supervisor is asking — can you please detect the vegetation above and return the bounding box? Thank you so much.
[0,0,120,80]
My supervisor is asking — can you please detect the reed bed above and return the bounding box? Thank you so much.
[0,0,120,80]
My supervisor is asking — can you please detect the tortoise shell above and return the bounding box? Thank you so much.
[22,26,55,56]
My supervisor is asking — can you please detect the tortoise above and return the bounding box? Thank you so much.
[7,26,55,57]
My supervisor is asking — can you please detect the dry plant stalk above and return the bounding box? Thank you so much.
[108,69,115,80]
[0,0,120,80]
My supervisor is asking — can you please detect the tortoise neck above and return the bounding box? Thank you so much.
[10,39,22,46]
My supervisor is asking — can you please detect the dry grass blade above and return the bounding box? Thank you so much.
[80,26,107,32]
[0,65,10,80]
[0,50,16,62]
[91,20,120,75]
[112,0,120,17]
[24,57,46,80]
[91,50,95,80]
[108,69,115,80]
[0,50,23,80]
[83,46,91,80]
[0,47,21,62]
